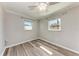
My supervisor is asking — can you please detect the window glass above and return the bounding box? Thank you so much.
[24,20,32,30]
[48,18,61,31]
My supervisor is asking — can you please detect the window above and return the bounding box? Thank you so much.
[48,18,61,31]
[24,20,32,30]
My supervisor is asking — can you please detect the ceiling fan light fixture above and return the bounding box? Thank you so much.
[38,3,48,11]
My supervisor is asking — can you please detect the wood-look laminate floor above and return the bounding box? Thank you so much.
[3,39,79,56]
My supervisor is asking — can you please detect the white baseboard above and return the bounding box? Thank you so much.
[39,36,79,54]
[5,37,37,48]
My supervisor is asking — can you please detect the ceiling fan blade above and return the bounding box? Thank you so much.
[28,6,37,10]
[48,2,59,5]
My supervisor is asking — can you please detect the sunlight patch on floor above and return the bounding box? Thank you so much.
[40,46,53,55]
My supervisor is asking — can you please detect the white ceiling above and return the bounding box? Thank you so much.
[1,2,79,20]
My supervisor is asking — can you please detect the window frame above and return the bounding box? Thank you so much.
[48,18,61,31]
[24,19,32,31]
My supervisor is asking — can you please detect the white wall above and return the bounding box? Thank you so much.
[0,6,5,55]
[40,6,79,52]
[4,11,38,46]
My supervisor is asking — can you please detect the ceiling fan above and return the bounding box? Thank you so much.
[28,2,59,11]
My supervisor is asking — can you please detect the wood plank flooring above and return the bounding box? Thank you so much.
[3,39,79,56]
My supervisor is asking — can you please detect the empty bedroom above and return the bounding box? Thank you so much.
[0,2,79,56]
